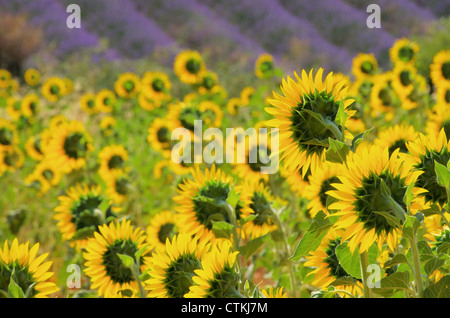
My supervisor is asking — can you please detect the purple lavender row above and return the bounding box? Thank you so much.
[0,0,120,60]
[58,0,176,59]
[278,0,396,58]
[131,0,266,58]
[407,0,450,18]
[196,0,355,72]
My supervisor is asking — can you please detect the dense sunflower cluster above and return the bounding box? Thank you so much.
[0,39,449,299]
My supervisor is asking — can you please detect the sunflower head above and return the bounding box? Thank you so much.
[266,68,354,176]
[431,50,450,86]
[255,53,275,79]
[352,53,378,79]
[174,50,206,84]
[389,38,419,65]
[24,68,41,87]
[95,89,117,113]
[0,238,59,298]
[114,73,141,99]
[41,76,67,102]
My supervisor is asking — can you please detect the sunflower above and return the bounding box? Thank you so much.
[304,162,344,217]
[240,86,256,106]
[99,116,117,137]
[327,145,424,254]
[138,92,161,111]
[147,117,180,158]
[43,120,94,174]
[349,76,375,103]
[426,103,450,138]
[255,53,275,79]
[95,89,117,113]
[83,219,151,298]
[197,70,219,94]
[281,164,310,197]
[6,97,22,121]
[104,170,133,204]
[80,93,100,115]
[24,68,41,87]
[226,97,244,115]
[54,183,120,249]
[25,135,44,161]
[436,81,450,107]
[0,69,12,89]
[232,129,273,183]
[197,100,223,128]
[98,144,129,181]
[20,93,40,117]
[404,129,450,206]
[49,114,68,130]
[0,238,59,298]
[265,68,354,177]
[166,102,203,134]
[389,38,419,66]
[261,286,288,298]
[351,53,378,79]
[24,172,51,196]
[114,72,141,99]
[145,211,185,252]
[304,229,363,297]
[174,50,206,84]
[41,76,67,102]
[32,160,63,187]
[391,63,417,98]
[430,50,450,86]
[238,180,278,239]
[173,165,247,243]
[0,118,18,151]
[141,71,172,102]
[144,233,210,298]
[185,240,241,298]
[369,73,398,118]
[374,124,419,156]
[1,146,25,172]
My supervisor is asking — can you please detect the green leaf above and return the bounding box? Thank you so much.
[423,275,450,298]
[334,242,379,280]
[325,138,350,164]
[134,244,148,267]
[119,289,134,297]
[424,254,447,276]
[8,276,25,298]
[384,254,410,268]
[335,100,348,127]
[372,271,411,297]
[437,242,450,255]
[226,188,240,208]
[211,221,234,239]
[434,160,450,188]
[403,182,415,208]
[417,240,435,263]
[117,253,134,269]
[350,127,374,152]
[290,211,332,261]
[421,204,442,217]
[238,234,270,259]
[402,215,420,241]
[373,211,403,229]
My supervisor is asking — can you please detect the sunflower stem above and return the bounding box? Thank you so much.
[408,235,424,298]
[131,263,146,298]
[359,251,374,298]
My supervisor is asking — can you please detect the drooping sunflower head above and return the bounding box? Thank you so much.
[374,124,419,156]
[98,144,129,181]
[430,50,450,86]
[265,68,354,176]
[114,72,141,99]
[174,50,206,84]
[351,53,378,79]
[426,103,450,139]
[389,38,419,66]
[104,170,133,205]
[24,68,41,87]
[83,219,150,298]
[226,97,244,115]
[43,120,94,174]
[197,100,223,128]
[238,180,278,239]
[1,146,24,172]
[95,89,117,113]
[0,238,60,298]
[54,183,120,249]
[32,160,63,187]
[328,145,424,254]
[99,116,117,137]
[240,86,256,106]
[173,165,246,242]
[405,129,450,206]
[197,70,219,94]
[144,233,210,298]
[24,172,51,196]
[255,53,275,79]
[186,240,241,298]
[304,229,363,297]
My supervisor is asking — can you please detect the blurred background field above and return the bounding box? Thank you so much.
[0,0,449,298]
